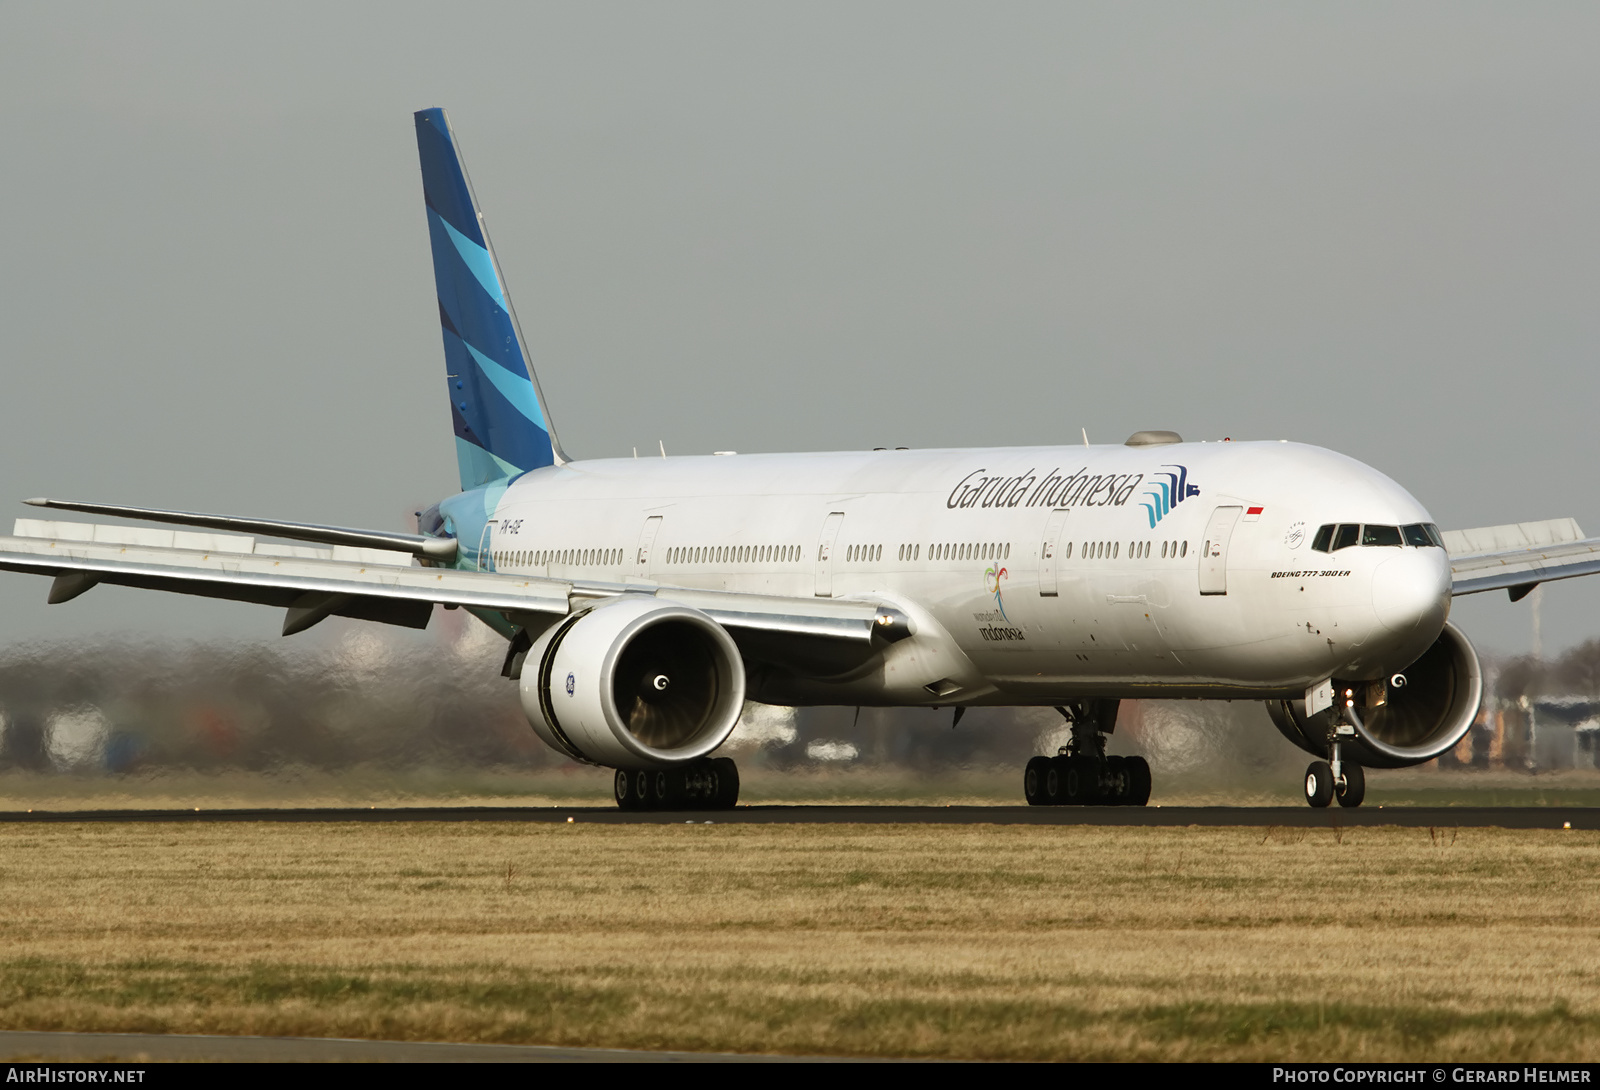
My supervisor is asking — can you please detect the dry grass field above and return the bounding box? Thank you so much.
[0,821,1597,1060]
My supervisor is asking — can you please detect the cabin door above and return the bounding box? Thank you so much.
[635,516,663,577]
[1038,509,1071,597]
[476,520,498,572]
[1198,506,1243,595]
[814,512,845,597]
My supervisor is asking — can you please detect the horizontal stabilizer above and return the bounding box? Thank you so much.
[23,498,457,561]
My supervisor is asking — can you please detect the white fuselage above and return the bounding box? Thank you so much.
[472,440,1452,706]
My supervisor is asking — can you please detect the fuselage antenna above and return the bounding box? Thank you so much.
[659,440,667,459]
[1082,427,1090,448]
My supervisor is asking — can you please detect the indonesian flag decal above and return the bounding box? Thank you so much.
[1243,505,1265,523]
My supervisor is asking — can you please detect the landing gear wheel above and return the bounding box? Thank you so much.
[1024,756,1050,805]
[1304,761,1334,808]
[711,756,740,809]
[652,770,675,807]
[612,759,741,812]
[1064,757,1094,805]
[1105,755,1128,805]
[1044,756,1068,804]
[1336,762,1366,808]
[614,768,639,811]
[1125,756,1152,807]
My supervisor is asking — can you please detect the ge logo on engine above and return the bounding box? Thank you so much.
[565,671,576,696]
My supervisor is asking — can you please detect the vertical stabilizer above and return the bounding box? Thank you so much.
[415,108,565,489]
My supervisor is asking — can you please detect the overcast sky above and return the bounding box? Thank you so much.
[1,3,1596,658]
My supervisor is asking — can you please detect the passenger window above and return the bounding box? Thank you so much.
[1362,525,1402,547]
[1311,525,1334,553]
[1332,524,1360,551]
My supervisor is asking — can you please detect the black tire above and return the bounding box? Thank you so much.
[712,756,740,809]
[1044,756,1068,804]
[1125,755,1152,807]
[614,768,636,811]
[1304,760,1334,808]
[634,770,653,810]
[1024,756,1050,805]
[652,770,675,808]
[1336,762,1366,808]
[1064,757,1093,805]
[1105,755,1128,806]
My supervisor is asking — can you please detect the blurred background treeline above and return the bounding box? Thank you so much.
[1,615,1598,800]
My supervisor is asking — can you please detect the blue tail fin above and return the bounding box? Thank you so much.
[415,108,564,489]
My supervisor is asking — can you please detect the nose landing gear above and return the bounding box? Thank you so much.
[1023,700,1151,806]
[1303,710,1367,808]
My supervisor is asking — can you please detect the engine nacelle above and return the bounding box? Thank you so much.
[520,596,746,769]
[1265,620,1483,769]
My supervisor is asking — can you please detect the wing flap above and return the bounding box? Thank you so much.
[0,523,907,649]
[0,531,572,620]
[1444,518,1585,558]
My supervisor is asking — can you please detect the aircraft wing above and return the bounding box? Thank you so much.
[0,517,904,648]
[1446,518,1600,599]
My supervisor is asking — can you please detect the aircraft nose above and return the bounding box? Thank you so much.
[1371,549,1451,636]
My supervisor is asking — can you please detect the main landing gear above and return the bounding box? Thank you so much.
[613,757,740,812]
[1023,700,1151,807]
[1303,708,1366,808]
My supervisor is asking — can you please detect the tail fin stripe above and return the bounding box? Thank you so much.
[445,361,553,469]
[435,211,507,307]
[427,213,521,374]
[464,342,548,428]
[439,329,552,459]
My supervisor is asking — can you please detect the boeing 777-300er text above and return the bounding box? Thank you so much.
[4,109,1597,810]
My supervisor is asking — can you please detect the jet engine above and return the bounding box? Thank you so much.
[1265,621,1483,769]
[519,596,746,769]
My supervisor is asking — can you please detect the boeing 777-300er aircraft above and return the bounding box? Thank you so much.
[4,108,1598,810]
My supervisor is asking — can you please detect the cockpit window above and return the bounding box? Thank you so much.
[1315,521,1444,552]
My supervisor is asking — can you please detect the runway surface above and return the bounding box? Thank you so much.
[0,1030,858,1063]
[0,804,1592,828]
